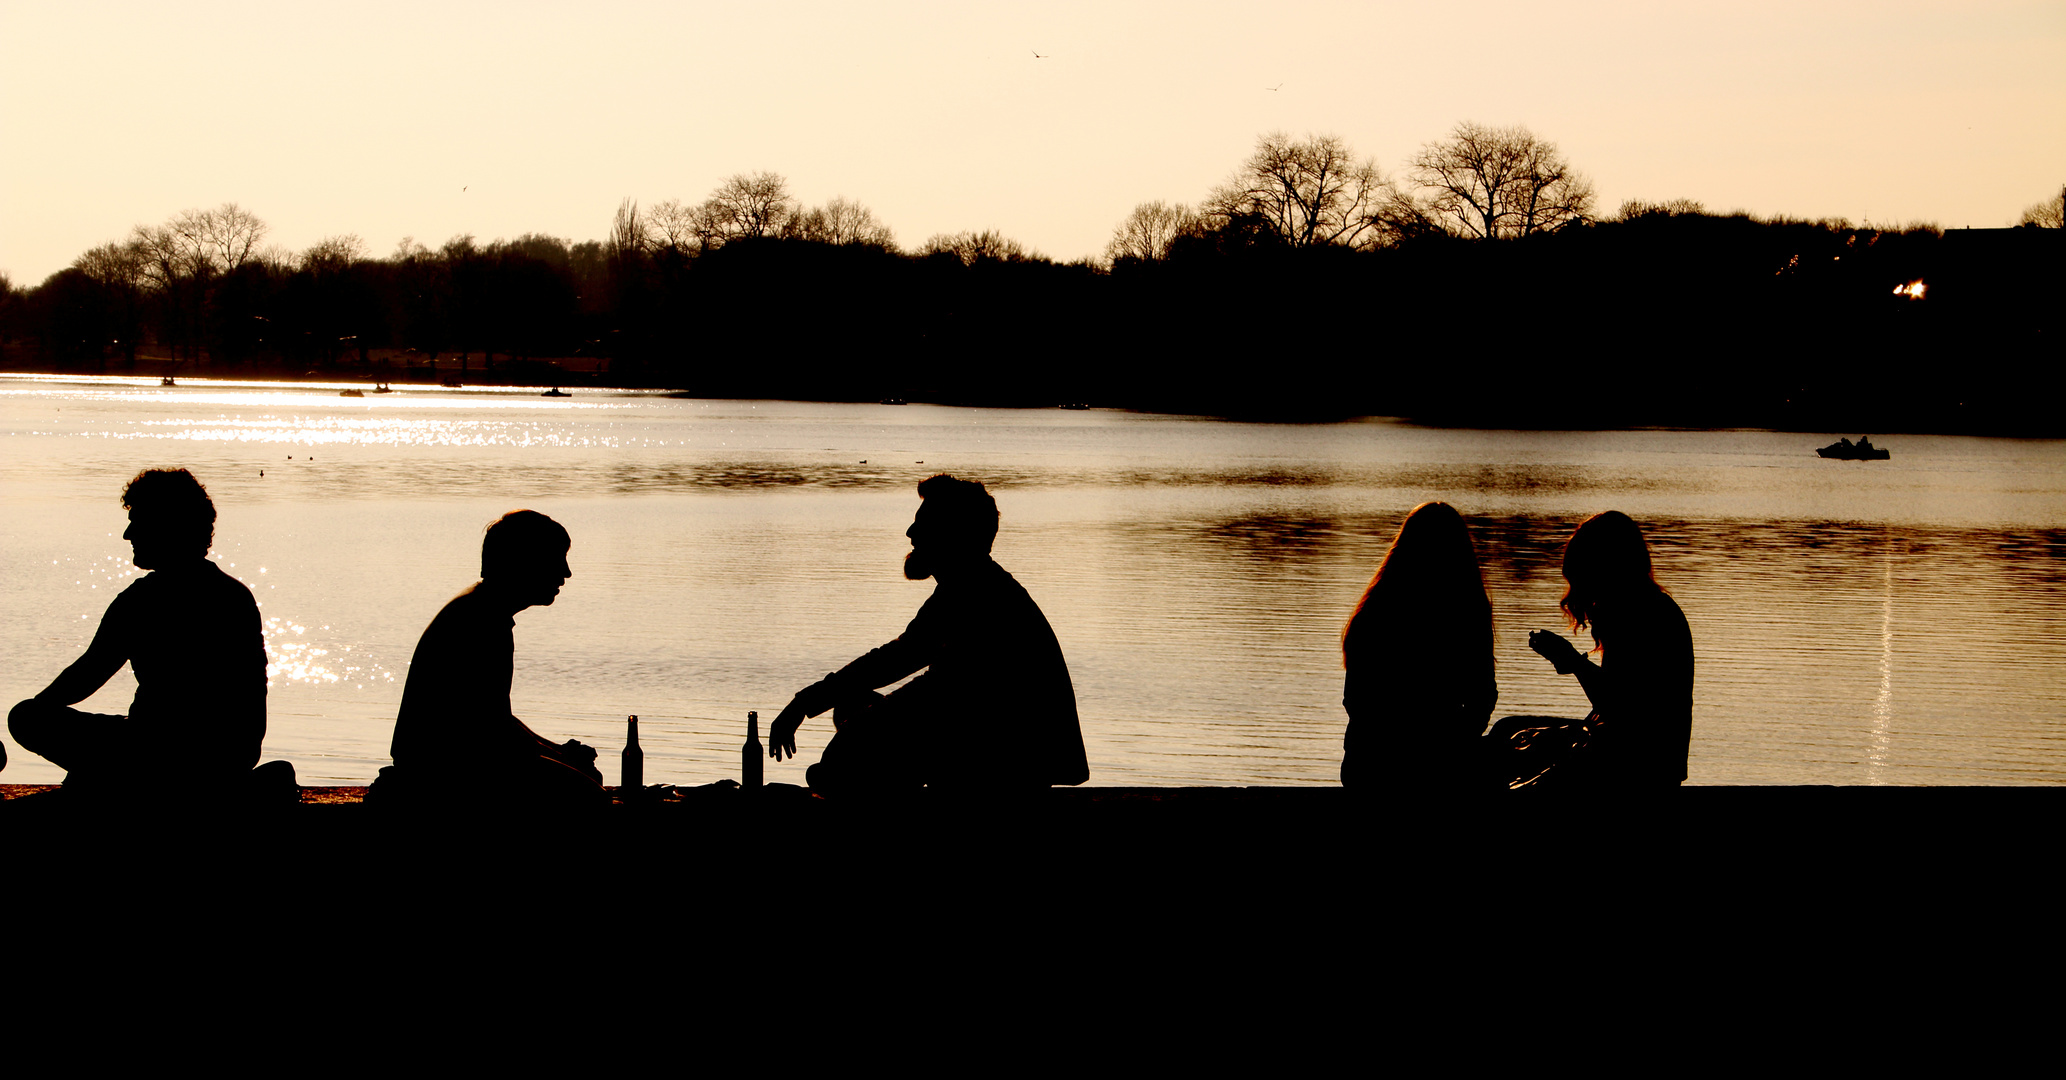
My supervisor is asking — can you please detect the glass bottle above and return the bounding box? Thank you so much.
[743,710,763,791]
[622,714,644,796]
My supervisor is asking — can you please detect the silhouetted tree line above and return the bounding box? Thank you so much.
[0,208,613,384]
[2,142,2058,433]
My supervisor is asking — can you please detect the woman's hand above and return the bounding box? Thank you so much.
[1528,629,1584,675]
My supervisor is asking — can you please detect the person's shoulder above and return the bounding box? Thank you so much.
[427,583,509,629]
[430,582,479,614]
[1641,588,1693,646]
[200,560,259,601]
[102,570,158,622]
[116,569,159,599]
[979,558,1028,588]
[978,560,1044,603]
[125,561,253,602]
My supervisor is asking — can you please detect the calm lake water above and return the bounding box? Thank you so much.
[2,373,2062,787]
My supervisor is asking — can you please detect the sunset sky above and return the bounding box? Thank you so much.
[2,0,2061,284]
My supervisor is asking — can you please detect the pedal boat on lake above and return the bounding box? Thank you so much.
[1817,436,1889,461]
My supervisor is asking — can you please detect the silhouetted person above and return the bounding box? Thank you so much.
[768,475,1087,799]
[9,469,267,795]
[1341,501,1497,791]
[382,510,605,808]
[1492,511,1694,790]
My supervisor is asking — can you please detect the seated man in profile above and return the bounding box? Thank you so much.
[383,510,605,808]
[768,474,1088,798]
[10,468,267,795]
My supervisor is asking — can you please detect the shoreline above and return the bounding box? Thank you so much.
[7,365,2063,435]
[6,783,2058,805]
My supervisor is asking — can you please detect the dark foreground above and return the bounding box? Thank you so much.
[5,784,2055,1004]
[6,782,2051,871]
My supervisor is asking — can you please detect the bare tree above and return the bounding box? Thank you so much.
[1203,133,1397,249]
[72,241,149,365]
[609,198,650,256]
[391,236,434,263]
[301,234,365,274]
[130,203,270,285]
[787,197,895,248]
[2019,191,2064,228]
[176,203,268,273]
[920,229,1040,265]
[1104,200,1200,263]
[1616,197,1707,221]
[74,240,147,289]
[257,245,299,272]
[697,172,797,247]
[130,223,198,291]
[647,199,700,255]
[121,204,270,362]
[1410,122,1595,239]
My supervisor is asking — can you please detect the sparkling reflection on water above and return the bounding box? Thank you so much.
[2,374,2062,787]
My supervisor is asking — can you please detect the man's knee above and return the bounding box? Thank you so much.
[10,701,129,773]
[515,753,608,809]
[10,698,57,750]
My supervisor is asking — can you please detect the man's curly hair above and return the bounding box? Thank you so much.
[122,468,216,553]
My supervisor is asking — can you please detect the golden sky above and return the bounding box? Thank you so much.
[2,0,2061,283]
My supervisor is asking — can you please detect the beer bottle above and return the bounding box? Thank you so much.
[743,710,763,791]
[622,714,644,797]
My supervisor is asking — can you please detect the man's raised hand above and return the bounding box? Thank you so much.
[768,698,805,761]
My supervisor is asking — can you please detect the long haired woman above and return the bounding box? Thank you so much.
[1506,510,1695,789]
[1340,501,1497,789]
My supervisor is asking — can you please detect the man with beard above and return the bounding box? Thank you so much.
[10,468,268,795]
[767,475,1087,798]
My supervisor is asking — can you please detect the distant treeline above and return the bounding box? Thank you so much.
[2,128,2059,433]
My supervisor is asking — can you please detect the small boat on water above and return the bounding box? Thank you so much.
[541,387,570,397]
[372,383,394,394]
[339,388,365,398]
[160,377,176,387]
[1818,436,1889,461]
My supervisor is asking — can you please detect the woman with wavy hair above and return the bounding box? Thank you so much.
[1340,501,1497,790]
[1502,511,1694,789]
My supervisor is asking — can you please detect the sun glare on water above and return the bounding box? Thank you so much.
[121,414,629,449]
[262,616,394,688]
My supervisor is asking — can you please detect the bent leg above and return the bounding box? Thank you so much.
[514,753,609,809]
[807,696,925,800]
[10,699,137,777]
